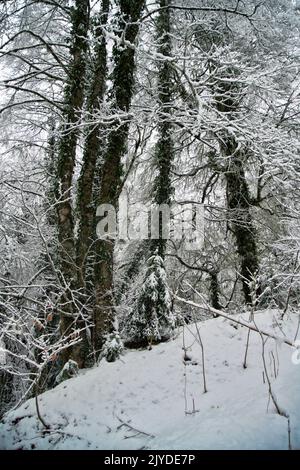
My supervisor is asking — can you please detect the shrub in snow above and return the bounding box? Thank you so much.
[124,251,175,346]
[56,359,79,384]
[101,332,124,362]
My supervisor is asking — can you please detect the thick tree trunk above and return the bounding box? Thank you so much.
[0,367,13,419]
[152,0,174,259]
[210,271,222,311]
[76,0,109,286]
[93,0,145,354]
[214,78,260,305]
[225,154,260,304]
[56,0,89,366]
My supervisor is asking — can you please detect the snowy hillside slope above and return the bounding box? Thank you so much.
[0,310,299,450]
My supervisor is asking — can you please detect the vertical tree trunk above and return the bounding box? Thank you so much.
[126,0,175,348]
[56,0,89,365]
[225,153,260,304]
[212,72,260,305]
[210,270,222,311]
[152,0,174,259]
[76,0,109,286]
[0,370,13,419]
[93,0,145,355]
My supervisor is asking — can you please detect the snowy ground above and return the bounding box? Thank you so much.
[0,309,300,450]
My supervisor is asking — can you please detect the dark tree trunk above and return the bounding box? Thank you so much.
[93,0,145,354]
[76,0,109,286]
[55,0,89,366]
[225,153,260,304]
[0,367,13,419]
[214,76,260,305]
[152,0,174,259]
[210,271,222,311]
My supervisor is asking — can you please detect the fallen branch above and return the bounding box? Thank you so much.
[175,296,298,349]
[116,416,155,439]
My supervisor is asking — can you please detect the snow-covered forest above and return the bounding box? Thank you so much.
[0,0,300,451]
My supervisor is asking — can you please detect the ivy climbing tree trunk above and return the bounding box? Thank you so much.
[55,0,89,366]
[76,0,109,287]
[126,0,176,348]
[152,0,174,259]
[215,77,260,304]
[225,152,260,304]
[93,0,145,355]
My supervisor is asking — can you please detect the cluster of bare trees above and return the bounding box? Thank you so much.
[0,0,299,415]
